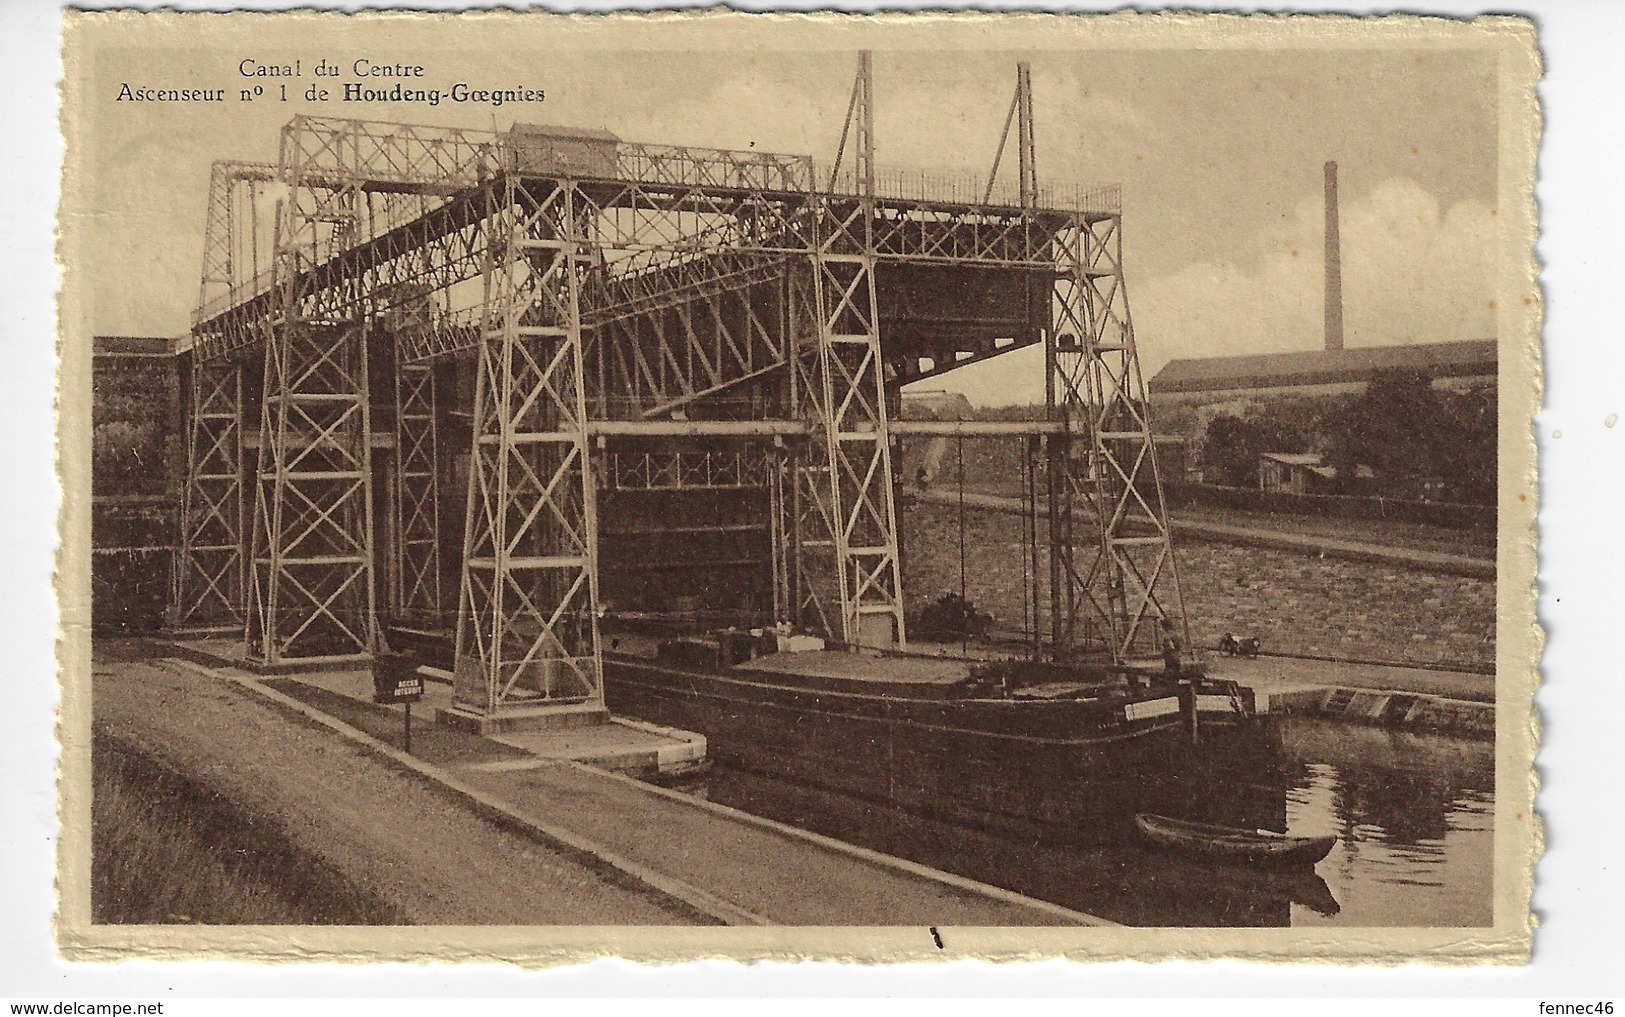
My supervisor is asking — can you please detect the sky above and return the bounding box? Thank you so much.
[75,17,1504,405]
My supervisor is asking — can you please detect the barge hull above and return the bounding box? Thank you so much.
[604,657,1282,843]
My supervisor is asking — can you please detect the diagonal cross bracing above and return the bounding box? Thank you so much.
[792,54,906,649]
[453,176,603,715]
[1048,214,1191,665]
[391,354,443,627]
[587,254,790,420]
[244,114,381,667]
[181,104,1146,697]
[170,359,245,629]
[247,319,378,665]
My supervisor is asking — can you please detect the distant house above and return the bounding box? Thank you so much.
[1257,452,1376,496]
[1258,452,1337,495]
[1150,339,1497,408]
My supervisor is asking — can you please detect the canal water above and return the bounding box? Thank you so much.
[658,716,1494,927]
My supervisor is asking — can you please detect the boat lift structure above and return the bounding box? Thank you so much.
[169,54,1192,724]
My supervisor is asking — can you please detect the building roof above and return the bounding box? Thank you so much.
[509,123,622,144]
[1259,452,1376,481]
[1150,339,1496,395]
[1260,451,1337,480]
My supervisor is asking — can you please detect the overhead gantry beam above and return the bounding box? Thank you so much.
[176,58,1178,701]
[585,418,1065,437]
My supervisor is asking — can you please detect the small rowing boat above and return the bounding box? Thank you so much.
[1135,813,1335,868]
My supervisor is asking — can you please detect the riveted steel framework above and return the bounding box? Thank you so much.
[243,117,385,668]
[791,52,906,647]
[172,160,276,632]
[1049,215,1191,664]
[392,350,442,626]
[170,357,245,630]
[176,54,1192,710]
[246,315,378,666]
[452,173,603,713]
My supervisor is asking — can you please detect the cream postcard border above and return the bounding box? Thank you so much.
[54,9,1542,966]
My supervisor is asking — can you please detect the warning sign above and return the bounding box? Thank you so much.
[372,655,426,705]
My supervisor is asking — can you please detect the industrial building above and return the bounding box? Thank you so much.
[1150,159,1494,410]
[1149,338,1498,408]
[1142,159,1497,505]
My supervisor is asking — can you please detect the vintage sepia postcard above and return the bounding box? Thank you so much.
[56,10,1541,966]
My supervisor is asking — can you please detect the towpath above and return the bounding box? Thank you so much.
[912,488,1494,579]
[94,650,700,926]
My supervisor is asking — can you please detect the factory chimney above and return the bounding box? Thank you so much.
[1324,160,1344,352]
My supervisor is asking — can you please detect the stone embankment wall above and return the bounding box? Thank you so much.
[901,502,1495,673]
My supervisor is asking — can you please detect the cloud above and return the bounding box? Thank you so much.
[937,177,1496,406]
[1135,177,1495,372]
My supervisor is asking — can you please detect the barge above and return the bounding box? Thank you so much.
[601,628,1282,843]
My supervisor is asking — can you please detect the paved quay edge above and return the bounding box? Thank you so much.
[160,655,767,927]
[159,655,1114,927]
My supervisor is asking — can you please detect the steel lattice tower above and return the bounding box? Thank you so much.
[792,52,907,647]
[170,54,1195,720]
[453,173,603,713]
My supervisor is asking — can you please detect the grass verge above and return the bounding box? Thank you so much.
[91,730,404,925]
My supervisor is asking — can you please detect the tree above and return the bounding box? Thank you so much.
[1329,367,1449,495]
[1436,386,1497,504]
[1200,409,1310,488]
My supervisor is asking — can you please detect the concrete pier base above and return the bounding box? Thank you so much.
[436,702,609,736]
[475,716,708,780]
[162,636,708,779]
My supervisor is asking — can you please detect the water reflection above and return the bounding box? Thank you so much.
[1274,723,1495,928]
[665,716,1494,927]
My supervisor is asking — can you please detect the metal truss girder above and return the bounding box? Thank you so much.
[1049,215,1190,664]
[196,183,497,364]
[867,203,1060,264]
[454,177,603,717]
[192,109,1109,360]
[193,161,279,328]
[615,142,814,192]
[287,115,814,195]
[574,179,812,280]
[170,358,245,628]
[247,319,378,665]
[605,449,766,491]
[588,254,789,420]
[590,248,790,327]
[193,187,1079,367]
[280,115,500,195]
